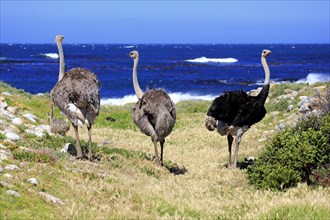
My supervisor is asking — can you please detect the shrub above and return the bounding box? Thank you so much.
[247,113,330,190]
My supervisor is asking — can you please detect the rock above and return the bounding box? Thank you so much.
[0,149,10,161]
[4,173,13,178]
[5,132,20,141]
[35,124,51,135]
[28,178,38,186]
[299,103,311,114]
[4,164,20,171]
[287,104,294,112]
[258,138,267,142]
[297,99,309,108]
[0,143,7,149]
[60,143,77,156]
[25,129,44,137]
[0,180,15,188]
[0,108,15,118]
[284,89,294,94]
[38,191,65,205]
[1,92,12,96]
[6,124,20,134]
[12,117,23,126]
[6,190,20,197]
[103,139,111,145]
[23,113,37,123]
[7,106,19,114]
[275,120,286,131]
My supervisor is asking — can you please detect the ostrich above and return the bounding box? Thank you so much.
[48,104,70,136]
[129,50,176,166]
[50,35,100,160]
[205,49,272,168]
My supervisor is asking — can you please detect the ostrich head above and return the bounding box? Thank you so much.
[129,50,139,59]
[55,35,64,43]
[262,49,271,58]
[205,115,217,131]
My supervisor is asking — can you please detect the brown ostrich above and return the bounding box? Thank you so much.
[50,35,100,160]
[129,50,176,166]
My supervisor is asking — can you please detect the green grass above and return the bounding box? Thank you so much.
[261,205,330,220]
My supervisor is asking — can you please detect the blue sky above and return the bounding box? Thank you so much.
[1,1,329,44]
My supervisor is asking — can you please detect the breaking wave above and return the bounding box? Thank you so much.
[101,92,216,106]
[186,57,238,63]
[42,53,59,59]
[295,73,330,84]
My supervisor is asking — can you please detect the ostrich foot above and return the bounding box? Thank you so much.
[88,153,93,161]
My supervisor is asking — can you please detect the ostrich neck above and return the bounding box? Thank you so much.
[261,56,270,85]
[57,41,65,81]
[132,57,144,99]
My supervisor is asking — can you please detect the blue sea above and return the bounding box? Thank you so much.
[1,44,329,105]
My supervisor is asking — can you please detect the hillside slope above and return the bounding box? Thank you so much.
[1,82,329,219]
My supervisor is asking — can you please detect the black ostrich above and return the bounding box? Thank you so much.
[205,49,272,168]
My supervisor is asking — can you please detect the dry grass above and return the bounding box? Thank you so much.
[56,109,329,219]
[1,82,330,219]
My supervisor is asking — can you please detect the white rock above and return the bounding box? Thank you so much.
[258,138,267,142]
[0,149,10,161]
[35,124,51,135]
[0,143,7,149]
[299,96,308,100]
[38,191,65,205]
[287,105,294,112]
[12,117,23,126]
[0,180,14,188]
[28,178,38,186]
[6,190,20,197]
[4,164,20,171]
[1,92,12,96]
[299,103,311,114]
[25,129,44,137]
[23,113,37,123]
[5,132,20,141]
[297,99,309,108]
[0,108,15,118]
[4,173,13,178]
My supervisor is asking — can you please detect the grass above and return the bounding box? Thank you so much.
[1,82,330,219]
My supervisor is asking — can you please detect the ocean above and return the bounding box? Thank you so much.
[0,44,329,105]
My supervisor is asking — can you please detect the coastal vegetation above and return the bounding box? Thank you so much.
[0,81,329,219]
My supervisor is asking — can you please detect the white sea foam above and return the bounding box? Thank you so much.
[101,92,217,106]
[42,53,59,59]
[123,45,134,48]
[295,73,330,84]
[186,57,238,63]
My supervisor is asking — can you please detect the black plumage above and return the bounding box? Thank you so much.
[207,85,269,127]
[205,49,272,168]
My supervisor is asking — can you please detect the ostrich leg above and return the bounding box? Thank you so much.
[87,126,93,161]
[232,130,245,168]
[73,124,83,158]
[160,139,165,166]
[152,139,161,165]
[227,134,234,167]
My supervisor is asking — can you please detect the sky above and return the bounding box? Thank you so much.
[0,1,329,44]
